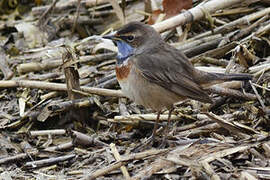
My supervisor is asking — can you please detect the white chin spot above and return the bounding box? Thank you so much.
[123,59,129,65]
[118,52,123,57]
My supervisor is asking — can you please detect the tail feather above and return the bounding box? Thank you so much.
[197,72,252,87]
[214,73,253,81]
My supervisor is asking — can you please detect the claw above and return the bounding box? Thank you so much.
[133,134,156,152]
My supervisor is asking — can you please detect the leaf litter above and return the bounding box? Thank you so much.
[0,0,269,179]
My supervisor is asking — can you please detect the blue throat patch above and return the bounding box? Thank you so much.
[116,41,134,64]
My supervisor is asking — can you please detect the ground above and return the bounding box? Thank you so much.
[0,0,269,179]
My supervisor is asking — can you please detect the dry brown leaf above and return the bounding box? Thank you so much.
[148,0,192,24]
[163,0,193,18]
[148,9,163,25]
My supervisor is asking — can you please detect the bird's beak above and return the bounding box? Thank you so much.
[102,33,121,42]
[102,35,114,40]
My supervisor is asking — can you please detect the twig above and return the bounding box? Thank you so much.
[231,15,268,42]
[190,42,238,64]
[203,112,252,139]
[112,114,179,122]
[198,57,228,67]
[32,0,108,16]
[29,129,66,136]
[47,98,94,112]
[38,0,58,27]
[184,36,223,57]
[109,0,125,25]
[130,159,174,180]
[85,149,169,180]
[175,115,234,137]
[72,0,82,34]
[199,144,257,163]
[172,34,222,52]
[0,150,38,165]
[71,131,108,147]
[44,141,74,152]
[110,143,130,179]
[0,80,125,97]
[153,0,245,32]
[190,7,270,40]
[201,161,221,180]
[23,154,76,169]
[250,80,266,109]
[251,82,270,92]
[86,161,127,180]
[17,52,116,73]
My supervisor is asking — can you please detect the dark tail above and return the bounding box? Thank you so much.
[211,73,253,81]
[213,73,253,81]
[197,72,253,87]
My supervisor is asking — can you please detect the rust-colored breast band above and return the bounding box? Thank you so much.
[115,62,132,80]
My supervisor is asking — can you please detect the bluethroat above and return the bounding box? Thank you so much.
[103,21,252,146]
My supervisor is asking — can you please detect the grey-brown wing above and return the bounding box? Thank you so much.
[134,44,212,103]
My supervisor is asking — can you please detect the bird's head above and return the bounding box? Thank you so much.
[103,21,160,64]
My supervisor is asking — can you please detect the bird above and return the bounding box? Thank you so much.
[103,21,252,147]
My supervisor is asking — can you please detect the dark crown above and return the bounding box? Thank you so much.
[116,21,161,48]
[117,21,154,35]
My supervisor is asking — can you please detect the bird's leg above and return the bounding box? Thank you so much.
[160,108,174,148]
[133,111,161,152]
[151,110,161,139]
[145,111,161,145]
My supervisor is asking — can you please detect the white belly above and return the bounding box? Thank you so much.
[118,79,136,101]
[117,67,184,111]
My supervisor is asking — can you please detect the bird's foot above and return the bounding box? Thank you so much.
[159,136,169,148]
[133,134,156,152]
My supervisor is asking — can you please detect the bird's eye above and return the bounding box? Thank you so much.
[126,35,135,42]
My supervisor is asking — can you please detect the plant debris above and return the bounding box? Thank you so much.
[0,0,269,179]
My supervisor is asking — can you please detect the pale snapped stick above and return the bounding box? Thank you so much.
[0,80,125,97]
[153,0,249,33]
